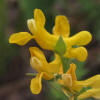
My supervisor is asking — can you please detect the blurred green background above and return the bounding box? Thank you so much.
[0,0,100,100]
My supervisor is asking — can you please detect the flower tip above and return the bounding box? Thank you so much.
[9,32,33,46]
[70,63,76,69]
[34,8,45,27]
[9,36,12,43]
[82,31,92,44]
[78,47,88,62]
[8,34,18,44]
[9,34,16,44]
[30,73,43,95]
[34,8,41,13]
[29,47,39,57]
[27,18,34,25]
[76,47,87,62]
[27,18,37,35]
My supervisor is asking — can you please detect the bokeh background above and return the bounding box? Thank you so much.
[0,0,100,100]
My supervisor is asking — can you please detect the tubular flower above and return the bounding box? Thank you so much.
[59,63,100,99]
[29,47,61,94]
[9,9,92,61]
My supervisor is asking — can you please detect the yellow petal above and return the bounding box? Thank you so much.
[30,73,43,94]
[53,15,70,37]
[67,63,77,81]
[29,47,47,62]
[9,32,33,46]
[69,31,92,46]
[43,72,53,80]
[64,47,87,61]
[33,25,58,50]
[27,19,37,34]
[47,54,61,73]
[59,65,63,74]
[76,75,100,89]
[78,88,100,99]
[34,9,45,27]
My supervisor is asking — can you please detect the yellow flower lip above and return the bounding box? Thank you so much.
[27,19,37,34]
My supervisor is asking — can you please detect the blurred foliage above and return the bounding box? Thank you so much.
[79,0,100,42]
[0,0,8,76]
[0,0,19,77]
[18,0,55,31]
[18,0,55,17]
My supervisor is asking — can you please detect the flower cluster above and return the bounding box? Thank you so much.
[9,9,100,100]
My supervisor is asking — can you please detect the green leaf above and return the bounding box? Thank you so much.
[26,73,36,76]
[54,36,66,56]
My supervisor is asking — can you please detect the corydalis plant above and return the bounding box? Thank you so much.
[9,9,100,100]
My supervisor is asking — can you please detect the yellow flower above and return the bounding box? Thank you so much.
[9,9,92,61]
[59,63,100,99]
[29,47,61,94]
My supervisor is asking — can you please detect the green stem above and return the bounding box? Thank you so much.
[60,56,70,73]
[26,73,36,76]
